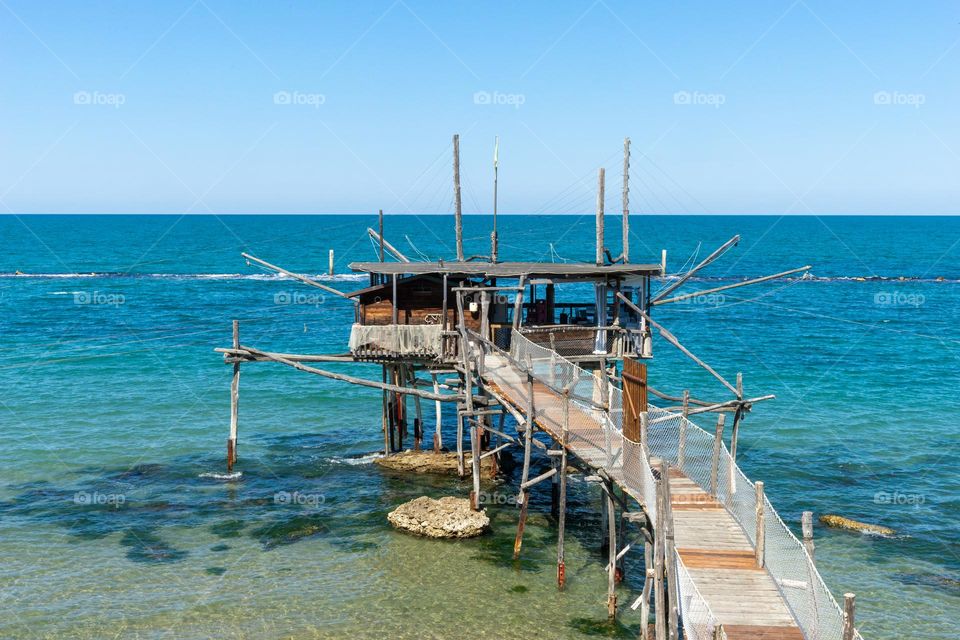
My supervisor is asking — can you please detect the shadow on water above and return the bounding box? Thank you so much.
[567,617,636,638]
[120,528,188,563]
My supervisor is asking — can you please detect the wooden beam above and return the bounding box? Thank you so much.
[652,265,811,306]
[242,252,352,299]
[711,414,725,497]
[649,235,741,304]
[366,227,411,262]
[238,345,460,401]
[756,481,766,568]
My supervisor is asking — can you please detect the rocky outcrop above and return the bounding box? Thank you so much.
[819,514,895,536]
[374,450,495,476]
[387,496,490,538]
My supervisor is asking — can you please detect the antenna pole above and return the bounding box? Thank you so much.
[378,209,384,263]
[491,135,499,263]
[622,137,630,264]
[453,134,464,262]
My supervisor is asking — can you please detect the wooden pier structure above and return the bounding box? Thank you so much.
[217,136,863,640]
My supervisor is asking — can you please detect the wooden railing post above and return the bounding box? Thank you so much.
[802,510,815,561]
[842,593,856,640]
[677,390,689,469]
[755,481,766,568]
[557,389,569,590]
[710,414,725,497]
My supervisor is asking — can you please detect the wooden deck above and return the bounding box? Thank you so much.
[479,353,803,640]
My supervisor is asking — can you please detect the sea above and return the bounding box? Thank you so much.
[0,214,957,639]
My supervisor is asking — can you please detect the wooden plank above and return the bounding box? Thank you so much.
[677,549,762,570]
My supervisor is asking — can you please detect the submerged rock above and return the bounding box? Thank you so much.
[374,450,495,476]
[819,514,895,536]
[387,496,489,538]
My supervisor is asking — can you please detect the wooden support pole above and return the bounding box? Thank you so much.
[453,133,464,262]
[432,372,443,452]
[470,422,481,510]
[606,482,618,619]
[755,481,766,568]
[512,275,525,331]
[596,167,605,266]
[654,468,667,640]
[677,390,689,469]
[729,373,743,497]
[557,389,569,590]
[412,366,423,451]
[842,593,856,640]
[382,365,390,454]
[227,320,240,471]
[456,410,465,478]
[661,462,679,640]
[513,490,529,560]
[802,510,815,561]
[622,137,630,264]
[710,414,725,498]
[328,249,334,276]
[641,537,653,640]
[514,360,535,560]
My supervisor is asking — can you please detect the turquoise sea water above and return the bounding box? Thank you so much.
[0,214,958,639]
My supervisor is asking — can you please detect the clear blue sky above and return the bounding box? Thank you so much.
[1,1,957,214]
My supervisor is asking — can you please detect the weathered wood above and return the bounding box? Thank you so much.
[756,481,766,568]
[653,265,811,306]
[557,389,569,590]
[678,390,689,469]
[711,414,726,497]
[513,489,529,559]
[606,482,618,619]
[366,227,410,262]
[842,593,856,640]
[431,372,443,452]
[596,167,605,266]
[801,511,815,561]
[654,468,667,640]
[328,248,334,276]
[453,134,464,261]
[641,540,653,640]
[227,320,239,471]
[622,137,630,264]
[378,209,384,263]
[470,423,481,510]
[382,365,390,453]
[412,366,423,451]
[242,252,351,299]
[622,357,647,443]
[512,275,526,330]
[662,462,679,640]
[650,235,740,304]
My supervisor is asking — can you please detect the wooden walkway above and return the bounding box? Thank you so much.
[479,352,803,640]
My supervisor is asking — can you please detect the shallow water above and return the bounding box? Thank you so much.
[1,214,958,639]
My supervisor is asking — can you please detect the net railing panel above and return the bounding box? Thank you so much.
[675,550,721,640]
[478,330,857,640]
[348,323,443,356]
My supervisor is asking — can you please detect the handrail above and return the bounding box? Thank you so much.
[471,330,860,640]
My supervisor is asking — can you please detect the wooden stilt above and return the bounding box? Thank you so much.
[413,366,423,451]
[710,414,725,498]
[677,390,689,469]
[382,365,390,454]
[557,389,569,589]
[470,421,481,510]
[662,462,679,640]
[456,408,465,478]
[842,593,856,640]
[227,320,239,471]
[802,510,815,561]
[513,490,529,560]
[654,468,667,640]
[641,539,653,640]
[755,481,766,568]
[432,372,442,452]
[606,483,618,619]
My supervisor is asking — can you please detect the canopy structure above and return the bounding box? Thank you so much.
[349,261,662,281]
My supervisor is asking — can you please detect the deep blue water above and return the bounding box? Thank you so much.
[0,214,958,639]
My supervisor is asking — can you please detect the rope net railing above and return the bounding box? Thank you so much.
[487,330,857,640]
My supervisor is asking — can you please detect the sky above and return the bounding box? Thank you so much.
[0,0,958,215]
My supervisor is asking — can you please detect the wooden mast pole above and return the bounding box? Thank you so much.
[491,136,499,263]
[453,134,464,262]
[596,167,605,266]
[622,137,630,263]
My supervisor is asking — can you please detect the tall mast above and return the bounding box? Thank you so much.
[491,135,499,263]
[453,134,463,261]
[596,167,605,266]
[622,137,630,264]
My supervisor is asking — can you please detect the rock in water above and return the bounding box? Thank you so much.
[819,514,895,536]
[374,450,494,476]
[387,496,490,538]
